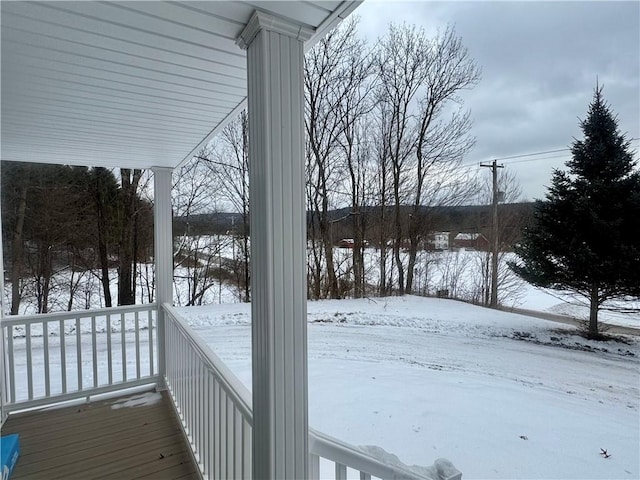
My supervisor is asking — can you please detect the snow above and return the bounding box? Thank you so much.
[178,296,639,480]
[110,391,162,410]
[520,284,640,329]
[7,242,638,330]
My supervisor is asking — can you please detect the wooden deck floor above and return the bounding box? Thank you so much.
[1,390,200,480]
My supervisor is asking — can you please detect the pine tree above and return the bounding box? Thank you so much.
[510,86,640,338]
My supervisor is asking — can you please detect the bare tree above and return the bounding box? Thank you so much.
[333,23,375,298]
[375,24,421,295]
[200,111,251,302]
[372,105,394,295]
[341,120,374,297]
[305,17,366,299]
[172,154,221,306]
[406,113,479,294]
[89,167,119,307]
[117,168,143,305]
[8,164,30,314]
[375,24,481,295]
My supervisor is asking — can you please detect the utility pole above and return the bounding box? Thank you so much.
[480,160,504,307]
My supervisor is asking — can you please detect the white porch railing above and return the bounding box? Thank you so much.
[1,304,158,415]
[164,304,253,479]
[309,430,462,480]
[163,304,461,480]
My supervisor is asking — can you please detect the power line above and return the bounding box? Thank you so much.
[478,137,639,165]
[507,154,571,164]
[493,148,569,162]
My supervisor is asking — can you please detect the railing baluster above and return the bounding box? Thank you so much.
[309,453,320,480]
[197,356,201,458]
[25,324,33,400]
[120,313,126,382]
[242,419,253,478]
[178,329,183,414]
[190,352,196,459]
[229,399,235,479]
[167,319,173,383]
[76,317,82,391]
[194,352,198,451]
[43,321,50,397]
[212,377,219,480]
[202,371,208,477]
[91,316,98,388]
[183,336,188,428]
[215,380,221,480]
[198,360,204,463]
[148,310,154,376]
[207,372,216,478]
[106,315,112,385]
[60,320,67,394]
[7,326,15,403]
[234,405,242,477]
[188,349,194,446]
[135,311,140,379]
[218,388,229,478]
[76,318,82,391]
[229,404,235,478]
[198,356,203,461]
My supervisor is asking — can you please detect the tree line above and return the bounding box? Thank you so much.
[173,19,531,304]
[1,164,152,314]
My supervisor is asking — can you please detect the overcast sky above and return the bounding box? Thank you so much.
[355,0,640,201]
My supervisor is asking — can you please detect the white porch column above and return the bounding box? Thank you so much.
[152,167,173,378]
[237,12,312,480]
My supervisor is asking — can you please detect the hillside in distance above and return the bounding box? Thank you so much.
[174,203,535,247]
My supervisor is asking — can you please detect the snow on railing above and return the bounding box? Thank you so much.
[310,429,462,480]
[163,304,462,480]
[1,304,158,414]
[163,303,252,479]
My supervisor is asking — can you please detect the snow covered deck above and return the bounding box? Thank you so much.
[2,389,198,479]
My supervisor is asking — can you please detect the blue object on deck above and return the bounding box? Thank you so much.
[1,434,20,480]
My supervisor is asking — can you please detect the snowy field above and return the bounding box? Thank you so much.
[6,242,639,331]
[180,296,639,480]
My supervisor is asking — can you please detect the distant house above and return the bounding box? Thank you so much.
[338,238,355,248]
[425,232,450,250]
[452,232,489,251]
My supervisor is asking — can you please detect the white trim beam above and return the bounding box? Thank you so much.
[238,11,312,479]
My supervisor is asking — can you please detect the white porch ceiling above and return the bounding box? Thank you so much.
[1,1,360,170]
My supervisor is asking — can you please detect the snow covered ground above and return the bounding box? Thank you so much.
[6,243,639,331]
[520,284,640,329]
[180,296,639,480]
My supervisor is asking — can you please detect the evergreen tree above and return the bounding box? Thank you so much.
[510,86,640,338]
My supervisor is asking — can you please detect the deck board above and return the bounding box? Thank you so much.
[1,390,200,480]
